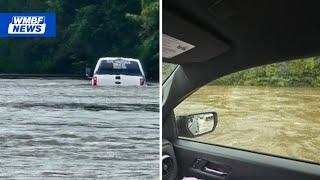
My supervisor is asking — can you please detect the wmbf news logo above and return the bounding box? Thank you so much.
[8,16,46,34]
[0,13,56,37]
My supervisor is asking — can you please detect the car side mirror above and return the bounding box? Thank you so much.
[176,112,217,138]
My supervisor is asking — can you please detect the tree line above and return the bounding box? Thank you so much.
[0,0,159,81]
[211,57,320,87]
[163,57,320,87]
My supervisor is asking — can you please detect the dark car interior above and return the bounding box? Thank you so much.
[162,1,320,180]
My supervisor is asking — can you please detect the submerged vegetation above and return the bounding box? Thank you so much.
[0,0,159,81]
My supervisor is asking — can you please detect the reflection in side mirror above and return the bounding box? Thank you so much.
[176,112,217,138]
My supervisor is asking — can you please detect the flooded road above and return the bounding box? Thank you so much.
[175,85,320,164]
[0,79,159,179]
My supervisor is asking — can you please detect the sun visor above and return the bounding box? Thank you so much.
[163,9,230,64]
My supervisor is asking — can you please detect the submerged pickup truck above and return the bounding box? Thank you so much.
[92,57,146,86]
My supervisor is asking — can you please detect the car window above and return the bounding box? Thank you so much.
[162,62,177,83]
[96,59,142,76]
[174,57,320,164]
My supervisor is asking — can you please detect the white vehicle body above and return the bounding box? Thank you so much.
[92,57,146,86]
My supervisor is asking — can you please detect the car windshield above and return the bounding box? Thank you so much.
[96,59,142,76]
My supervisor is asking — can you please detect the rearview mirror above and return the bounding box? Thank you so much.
[176,112,217,138]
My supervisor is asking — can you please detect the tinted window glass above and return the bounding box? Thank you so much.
[96,59,142,76]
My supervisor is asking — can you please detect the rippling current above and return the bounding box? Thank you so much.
[176,85,320,164]
[0,79,159,179]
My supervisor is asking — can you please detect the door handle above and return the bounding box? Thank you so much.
[203,166,228,176]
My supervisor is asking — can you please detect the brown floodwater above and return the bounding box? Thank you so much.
[0,79,159,179]
[175,85,320,164]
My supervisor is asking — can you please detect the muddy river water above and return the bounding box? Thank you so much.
[0,79,159,179]
[175,85,320,164]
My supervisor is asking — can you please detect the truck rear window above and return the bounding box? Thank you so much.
[96,59,142,76]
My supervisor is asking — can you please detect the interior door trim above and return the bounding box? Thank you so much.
[174,139,320,177]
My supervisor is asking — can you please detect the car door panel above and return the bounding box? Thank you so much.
[174,139,320,180]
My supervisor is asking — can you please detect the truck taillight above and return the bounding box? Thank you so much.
[92,76,97,86]
[140,78,145,86]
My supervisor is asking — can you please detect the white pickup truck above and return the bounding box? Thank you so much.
[92,57,146,86]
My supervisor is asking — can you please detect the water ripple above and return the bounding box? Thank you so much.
[0,79,159,179]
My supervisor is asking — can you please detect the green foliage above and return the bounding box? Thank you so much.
[127,0,159,80]
[0,0,159,81]
[211,57,320,87]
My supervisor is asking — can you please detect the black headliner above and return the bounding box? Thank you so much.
[163,0,320,65]
[162,0,320,119]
